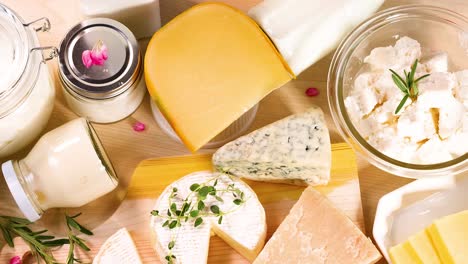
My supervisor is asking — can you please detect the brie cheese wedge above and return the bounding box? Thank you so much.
[150,171,266,263]
[93,228,142,264]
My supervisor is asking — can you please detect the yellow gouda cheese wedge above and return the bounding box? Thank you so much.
[144,3,293,151]
[427,210,468,264]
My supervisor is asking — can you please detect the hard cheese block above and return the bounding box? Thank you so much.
[213,106,331,186]
[253,187,381,264]
[427,210,468,264]
[249,0,384,75]
[145,3,293,152]
[93,228,142,264]
[150,172,266,263]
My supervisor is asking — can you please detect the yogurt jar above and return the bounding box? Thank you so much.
[1,118,118,221]
[0,4,57,159]
[58,18,146,124]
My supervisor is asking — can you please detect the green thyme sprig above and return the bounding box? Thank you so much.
[65,213,93,264]
[150,175,247,264]
[0,216,68,264]
[390,59,430,114]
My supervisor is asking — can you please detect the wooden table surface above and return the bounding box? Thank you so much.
[0,0,467,263]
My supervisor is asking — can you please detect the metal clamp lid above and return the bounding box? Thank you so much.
[58,18,141,100]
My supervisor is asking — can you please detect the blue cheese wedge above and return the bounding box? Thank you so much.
[213,106,331,186]
[150,171,266,263]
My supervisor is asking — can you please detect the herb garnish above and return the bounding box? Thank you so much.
[390,59,430,114]
[0,216,66,263]
[65,213,93,264]
[151,175,247,264]
[0,213,93,264]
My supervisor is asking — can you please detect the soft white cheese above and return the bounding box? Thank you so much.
[150,172,266,263]
[346,36,468,164]
[248,0,384,75]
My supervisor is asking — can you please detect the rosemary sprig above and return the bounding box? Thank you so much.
[151,175,247,264]
[0,216,68,264]
[65,213,93,264]
[390,59,430,114]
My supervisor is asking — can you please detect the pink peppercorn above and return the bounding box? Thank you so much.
[133,121,146,132]
[305,87,320,97]
[10,256,21,264]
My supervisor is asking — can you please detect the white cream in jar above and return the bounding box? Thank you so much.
[59,18,145,124]
[0,5,56,158]
[1,118,118,221]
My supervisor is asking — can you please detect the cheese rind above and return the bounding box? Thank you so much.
[93,228,142,264]
[145,3,293,151]
[150,172,266,263]
[253,187,382,264]
[213,106,331,186]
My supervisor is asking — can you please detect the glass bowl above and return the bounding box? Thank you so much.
[328,5,468,178]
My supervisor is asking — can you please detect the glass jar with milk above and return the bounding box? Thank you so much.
[1,118,119,221]
[0,4,57,159]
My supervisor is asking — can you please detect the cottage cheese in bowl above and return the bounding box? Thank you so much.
[345,37,467,164]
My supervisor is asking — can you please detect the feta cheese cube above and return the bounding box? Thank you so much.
[394,37,422,68]
[454,70,468,109]
[364,46,398,70]
[397,102,436,142]
[415,137,453,164]
[421,52,449,73]
[418,72,457,110]
[445,132,468,157]
[438,99,464,139]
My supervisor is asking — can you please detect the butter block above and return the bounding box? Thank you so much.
[145,3,293,152]
[408,230,441,264]
[389,241,423,264]
[253,187,381,264]
[427,210,468,264]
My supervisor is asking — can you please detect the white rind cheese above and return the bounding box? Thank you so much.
[213,106,331,186]
[93,228,142,264]
[150,171,266,263]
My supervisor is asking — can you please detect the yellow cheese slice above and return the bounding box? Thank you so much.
[253,187,381,264]
[144,3,293,151]
[389,241,423,264]
[408,230,441,264]
[427,210,468,264]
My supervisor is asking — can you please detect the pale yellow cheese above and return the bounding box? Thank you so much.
[144,3,293,152]
[253,187,381,264]
[389,241,423,264]
[408,230,441,264]
[427,210,468,264]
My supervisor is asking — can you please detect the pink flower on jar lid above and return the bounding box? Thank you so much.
[305,87,320,97]
[9,256,21,264]
[82,40,108,69]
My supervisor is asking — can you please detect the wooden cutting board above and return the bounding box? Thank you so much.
[0,143,365,263]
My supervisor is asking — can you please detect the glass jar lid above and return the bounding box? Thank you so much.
[0,5,29,97]
[58,18,141,100]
